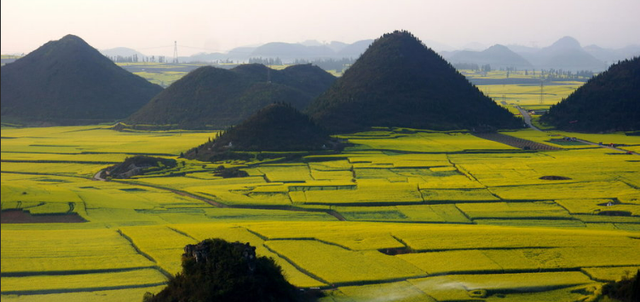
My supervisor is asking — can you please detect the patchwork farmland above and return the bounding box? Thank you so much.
[1,125,639,301]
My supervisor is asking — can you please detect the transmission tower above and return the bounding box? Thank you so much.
[173,41,178,64]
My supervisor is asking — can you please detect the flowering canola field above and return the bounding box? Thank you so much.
[1,125,639,301]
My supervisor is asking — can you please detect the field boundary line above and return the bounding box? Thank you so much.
[0,282,168,296]
[0,266,157,278]
[116,229,173,279]
[261,243,331,287]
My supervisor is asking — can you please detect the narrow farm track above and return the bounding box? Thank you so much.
[517,106,639,155]
[472,132,562,151]
[104,171,348,220]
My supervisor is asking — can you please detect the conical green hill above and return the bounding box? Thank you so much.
[1,34,162,125]
[186,103,331,160]
[541,57,640,132]
[306,30,522,133]
[127,63,335,129]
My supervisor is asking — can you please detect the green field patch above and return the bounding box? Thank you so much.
[258,164,313,182]
[310,170,354,181]
[393,224,639,251]
[338,209,408,221]
[615,223,640,231]
[582,266,640,282]
[555,198,640,216]
[409,272,593,301]
[342,131,516,153]
[489,181,637,200]
[119,225,197,275]
[474,219,586,228]
[482,247,640,271]
[335,281,435,302]
[265,239,424,284]
[1,182,83,203]
[1,229,155,273]
[335,204,471,223]
[0,285,166,302]
[246,221,406,250]
[457,201,571,219]
[293,180,423,205]
[307,159,352,171]
[1,268,166,294]
[398,249,503,275]
[421,188,500,201]
[188,184,292,206]
[572,214,640,224]
[26,202,75,215]
[288,181,356,192]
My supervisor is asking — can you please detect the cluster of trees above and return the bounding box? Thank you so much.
[248,57,283,65]
[452,63,492,72]
[143,239,300,302]
[105,55,169,63]
[599,270,640,302]
[453,63,595,80]
[293,58,355,72]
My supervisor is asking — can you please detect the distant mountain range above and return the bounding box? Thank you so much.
[98,36,639,72]
[444,36,640,72]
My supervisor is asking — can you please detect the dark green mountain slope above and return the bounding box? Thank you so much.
[541,57,640,132]
[306,30,521,133]
[127,63,336,129]
[1,35,162,125]
[186,103,331,161]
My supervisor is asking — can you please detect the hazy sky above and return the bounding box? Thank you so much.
[2,0,639,56]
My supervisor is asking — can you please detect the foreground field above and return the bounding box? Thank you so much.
[1,125,639,301]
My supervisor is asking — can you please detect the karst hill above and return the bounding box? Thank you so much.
[127,64,336,129]
[186,103,332,161]
[306,30,522,133]
[541,56,640,132]
[0,34,162,125]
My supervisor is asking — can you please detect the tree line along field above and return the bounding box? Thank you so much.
[1,124,639,301]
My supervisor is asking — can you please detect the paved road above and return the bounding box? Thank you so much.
[515,106,638,155]
[515,105,542,132]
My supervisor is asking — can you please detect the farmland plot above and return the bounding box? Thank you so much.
[2,125,639,301]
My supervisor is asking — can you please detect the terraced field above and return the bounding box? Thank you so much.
[1,125,639,301]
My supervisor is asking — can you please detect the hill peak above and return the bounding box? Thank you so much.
[186,102,332,160]
[307,30,521,133]
[1,34,162,125]
[549,36,582,50]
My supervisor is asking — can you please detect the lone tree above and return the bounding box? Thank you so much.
[143,239,299,302]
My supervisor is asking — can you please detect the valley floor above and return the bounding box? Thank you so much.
[1,125,639,301]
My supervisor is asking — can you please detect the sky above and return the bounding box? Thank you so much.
[2,0,640,57]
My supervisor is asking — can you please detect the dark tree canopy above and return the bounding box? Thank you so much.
[144,239,299,302]
[541,57,640,132]
[306,30,522,133]
[1,34,162,125]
